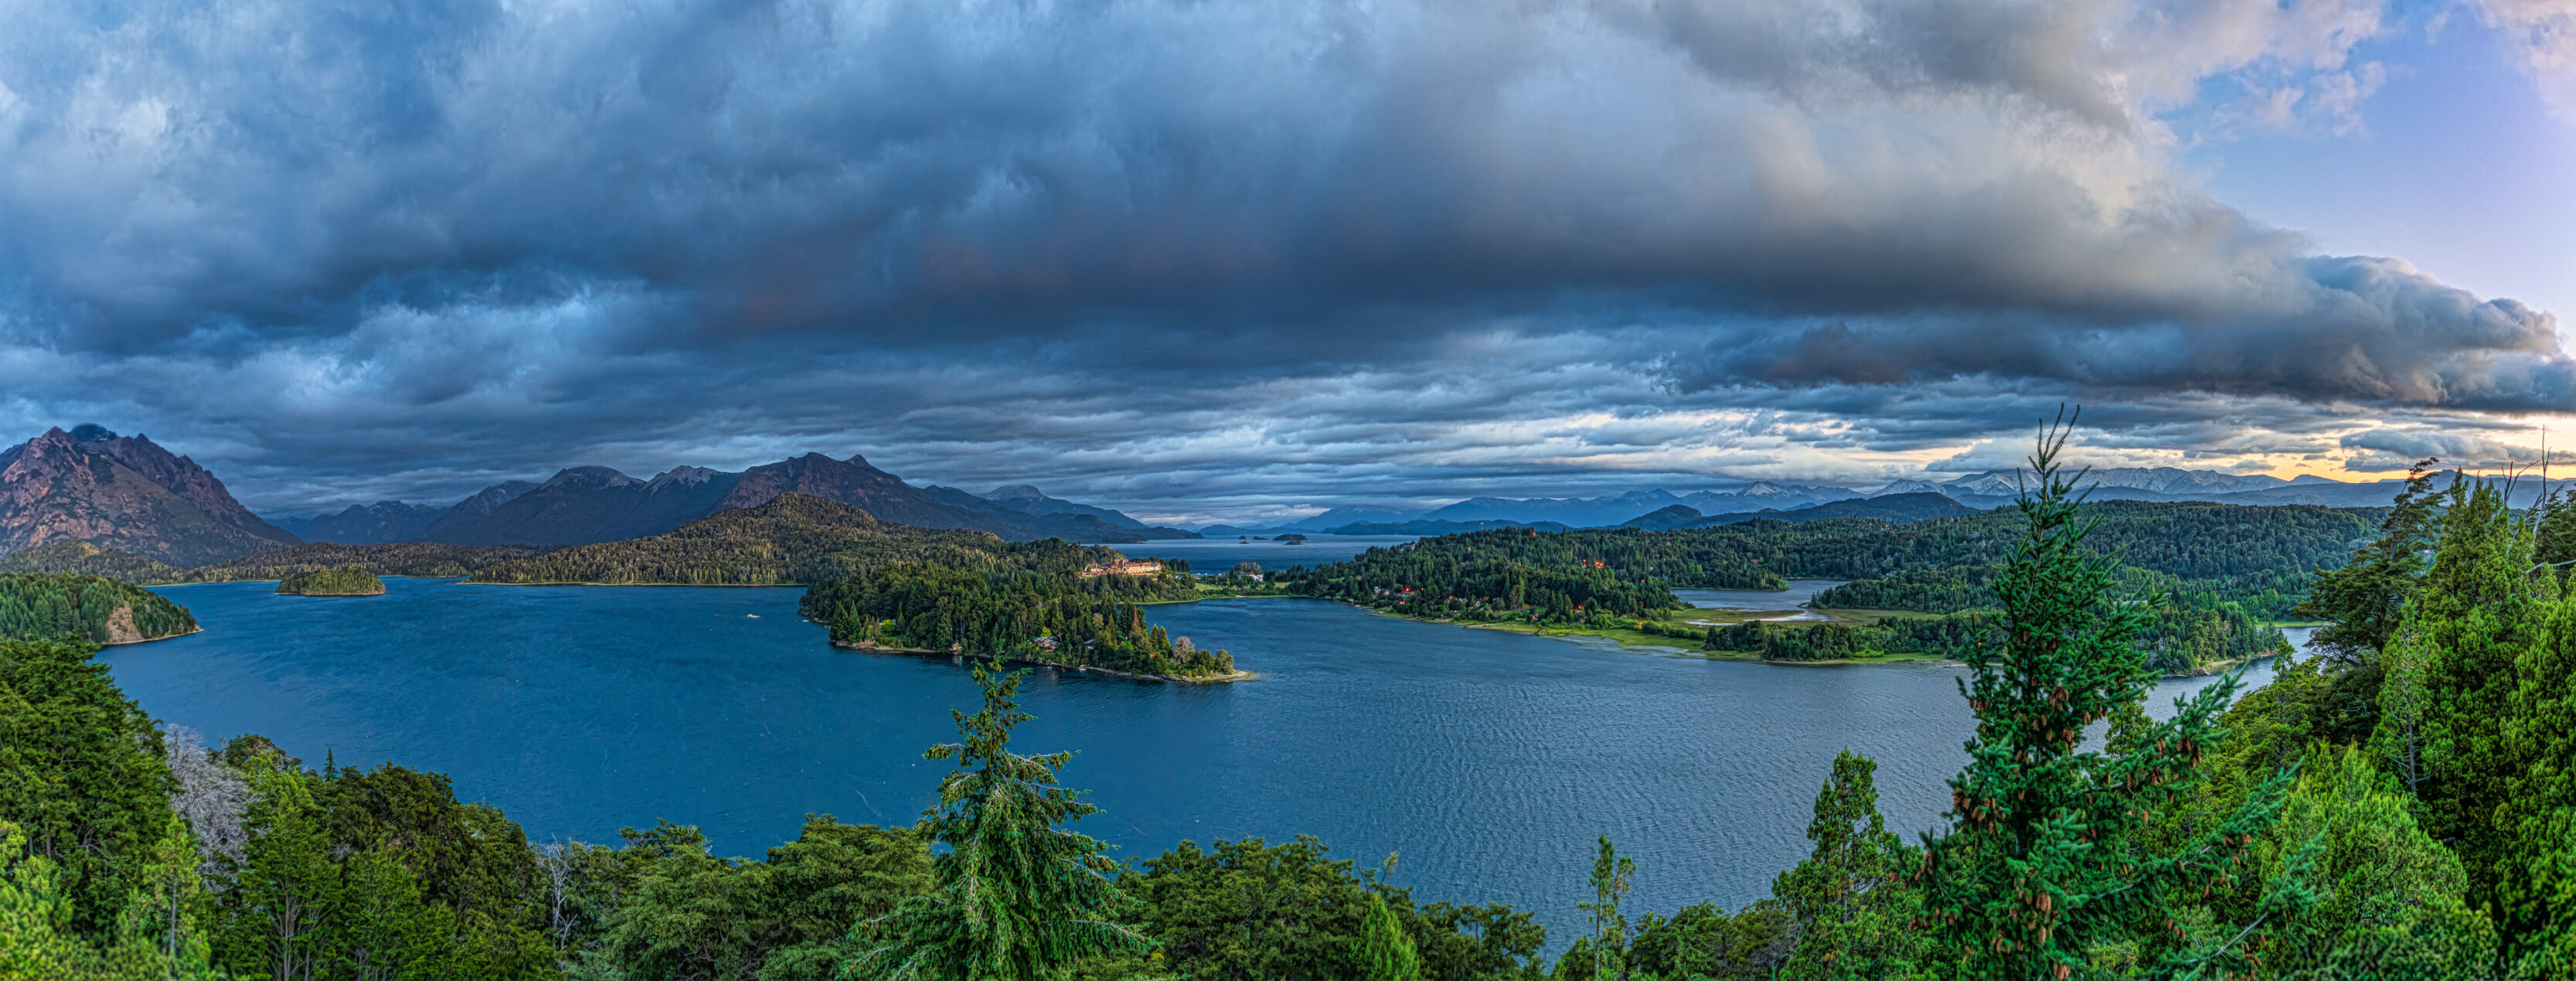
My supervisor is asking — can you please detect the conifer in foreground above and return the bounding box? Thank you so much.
[1918,414,2309,979]
[845,663,1146,981]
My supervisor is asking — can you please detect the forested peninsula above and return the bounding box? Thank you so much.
[10,439,2572,978]
[1260,499,2365,673]
[0,572,199,644]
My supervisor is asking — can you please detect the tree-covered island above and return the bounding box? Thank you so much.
[800,560,1243,681]
[274,566,387,596]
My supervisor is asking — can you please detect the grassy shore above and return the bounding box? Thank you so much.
[1340,604,1956,666]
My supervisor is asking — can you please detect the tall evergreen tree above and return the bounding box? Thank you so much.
[2408,479,2538,888]
[1918,415,2306,979]
[1359,891,1424,981]
[2496,585,2576,970]
[2295,459,2442,665]
[846,663,1145,980]
[1772,751,1921,979]
[1577,836,1634,981]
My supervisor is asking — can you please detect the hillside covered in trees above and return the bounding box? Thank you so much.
[0,494,1113,588]
[8,438,2570,978]
[0,538,547,584]
[274,566,386,596]
[464,492,1076,585]
[1285,499,2376,626]
[0,572,198,643]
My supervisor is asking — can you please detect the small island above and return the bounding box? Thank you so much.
[276,566,387,597]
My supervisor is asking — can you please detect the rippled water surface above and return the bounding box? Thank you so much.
[109,581,2277,943]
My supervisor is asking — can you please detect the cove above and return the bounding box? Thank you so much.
[107,580,2275,943]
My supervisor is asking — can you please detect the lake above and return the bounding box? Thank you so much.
[1672,577,1849,621]
[107,581,2277,945]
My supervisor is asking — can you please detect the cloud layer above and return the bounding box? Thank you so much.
[0,0,2564,514]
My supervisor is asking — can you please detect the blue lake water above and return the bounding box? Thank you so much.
[1673,578,1848,622]
[107,581,2277,945]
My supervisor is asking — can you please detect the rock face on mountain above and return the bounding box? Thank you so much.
[418,480,539,542]
[434,466,744,546]
[0,427,299,565]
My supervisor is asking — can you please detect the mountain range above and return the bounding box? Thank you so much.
[1234,466,2487,532]
[274,455,1199,547]
[1618,492,1981,530]
[0,424,2518,567]
[2,427,1197,566]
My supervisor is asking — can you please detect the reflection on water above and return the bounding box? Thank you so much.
[107,581,2282,948]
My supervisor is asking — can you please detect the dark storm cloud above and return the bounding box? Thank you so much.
[0,0,2560,513]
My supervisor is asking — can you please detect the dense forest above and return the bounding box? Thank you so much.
[0,495,1112,589]
[799,562,1237,678]
[0,540,185,581]
[1693,592,2284,674]
[274,567,386,596]
[0,540,551,584]
[1282,499,2375,627]
[464,494,1080,586]
[1269,528,1726,625]
[0,572,198,643]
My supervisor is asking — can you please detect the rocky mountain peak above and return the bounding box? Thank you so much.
[0,426,298,564]
[538,466,643,491]
[647,465,720,489]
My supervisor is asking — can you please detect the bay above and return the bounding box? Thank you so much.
[107,580,2277,944]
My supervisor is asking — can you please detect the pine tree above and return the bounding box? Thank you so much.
[2370,628,2432,798]
[0,821,219,981]
[1577,836,1634,981]
[1918,414,2307,979]
[216,762,338,981]
[845,664,1146,980]
[2409,479,2537,887]
[2295,459,2442,665]
[1774,751,1921,979]
[2496,587,2576,969]
[1358,891,1423,981]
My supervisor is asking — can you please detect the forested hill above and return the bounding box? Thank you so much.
[0,573,198,643]
[1723,500,2382,616]
[0,537,550,582]
[0,540,184,581]
[0,495,1131,587]
[464,492,1115,585]
[1285,500,2382,621]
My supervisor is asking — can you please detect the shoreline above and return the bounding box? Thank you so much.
[97,625,204,646]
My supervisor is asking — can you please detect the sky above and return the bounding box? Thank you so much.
[2,0,2574,524]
